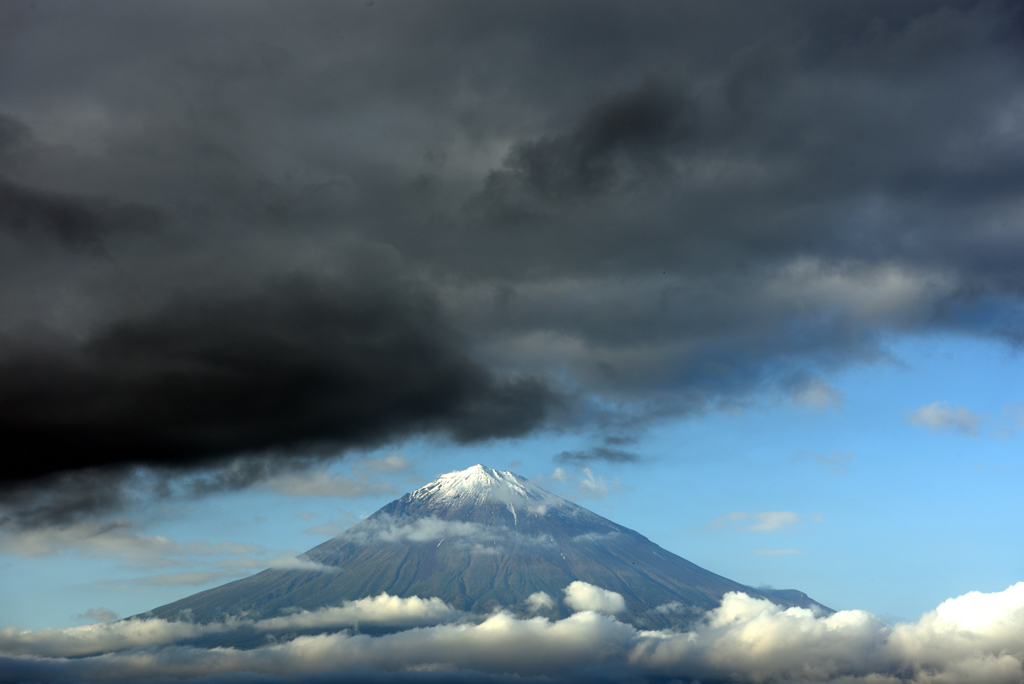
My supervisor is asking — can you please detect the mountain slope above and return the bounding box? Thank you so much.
[144,465,826,628]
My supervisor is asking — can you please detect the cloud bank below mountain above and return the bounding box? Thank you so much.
[2,582,1023,683]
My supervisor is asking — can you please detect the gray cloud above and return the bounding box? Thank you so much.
[72,608,118,624]
[554,447,640,466]
[0,174,162,250]
[3,1,1024,516]
[475,82,693,209]
[0,517,263,562]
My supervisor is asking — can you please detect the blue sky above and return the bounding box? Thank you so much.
[3,331,1020,630]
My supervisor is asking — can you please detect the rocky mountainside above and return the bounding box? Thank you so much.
[144,465,827,629]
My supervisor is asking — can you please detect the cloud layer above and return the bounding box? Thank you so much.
[4,1,1024,521]
[2,583,1023,683]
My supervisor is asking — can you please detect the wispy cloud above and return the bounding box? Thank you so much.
[1009,404,1024,428]
[340,515,554,557]
[907,401,983,435]
[133,571,248,587]
[257,454,413,500]
[747,511,802,532]
[0,518,343,595]
[794,451,854,474]
[259,469,398,498]
[554,446,640,465]
[542,466,624,500]
[791,377,844,412]
[755,549,802,556]
[0,519,264,563]
[357,454,412,473]
[711,511,805,532]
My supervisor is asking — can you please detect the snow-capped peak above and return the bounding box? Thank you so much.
[410,464,562,509]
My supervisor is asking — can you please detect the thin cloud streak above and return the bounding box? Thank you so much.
[755,549,802,556]
[711,511,804,532]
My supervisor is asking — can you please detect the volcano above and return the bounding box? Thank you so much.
[145,465,827,628]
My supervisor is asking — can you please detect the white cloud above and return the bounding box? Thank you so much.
[563,581,626,615]
[0,593,460,658]
[539,466,623,501]
[252,593,458,631]
[793,377,845,411]
[0,617,227,657]
[748,511,802,532]
[908,401,983,435]
[526,592,555,612]
[4,583,1024,682]
[652,601,686,616]
[574,467,612,499]
[633,585,1024,683]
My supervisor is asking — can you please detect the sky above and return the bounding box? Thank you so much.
[1,1,1023,681]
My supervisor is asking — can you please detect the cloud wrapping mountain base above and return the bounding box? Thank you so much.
[3,583,1024,683]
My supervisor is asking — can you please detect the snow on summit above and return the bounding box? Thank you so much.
[410,464,562,510]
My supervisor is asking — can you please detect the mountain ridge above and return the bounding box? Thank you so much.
[144,465,829,629]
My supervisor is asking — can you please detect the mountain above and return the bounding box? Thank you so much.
[144,465,827,629]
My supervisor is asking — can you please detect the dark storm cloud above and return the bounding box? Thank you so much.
[0,113,31,153]
[0,274,555,485]
[477,83,693,209]
[0,174,161,249]
[0,469,136,531]
[2,0,1024,515]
